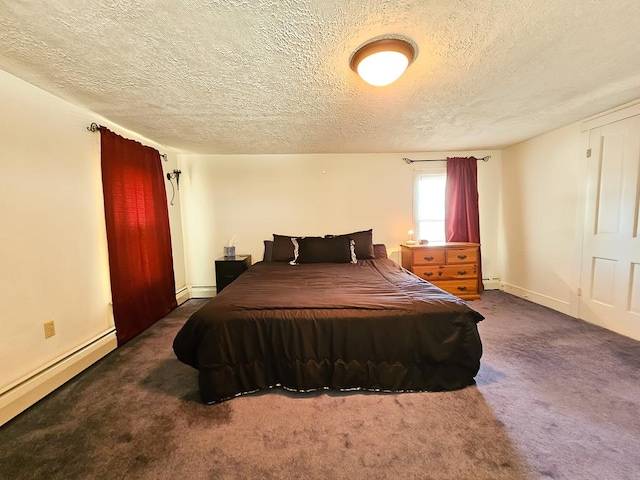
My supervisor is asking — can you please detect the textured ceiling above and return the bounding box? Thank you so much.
[1,0,640,154]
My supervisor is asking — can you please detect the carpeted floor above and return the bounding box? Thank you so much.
[1,291,639,479]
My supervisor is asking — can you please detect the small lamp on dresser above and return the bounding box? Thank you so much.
[406,229,416,245]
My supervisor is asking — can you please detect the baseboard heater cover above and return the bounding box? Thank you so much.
[0,328,117,427]
[189,285,216,298]
[176,286,190,305]
[483,277,501,290]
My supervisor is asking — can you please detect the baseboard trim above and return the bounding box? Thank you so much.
[0,329,117,427]
[500,282,572,316]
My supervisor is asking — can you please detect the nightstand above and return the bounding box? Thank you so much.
[215,255,252,293]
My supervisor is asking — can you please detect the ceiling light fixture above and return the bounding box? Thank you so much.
[350,37,416,87]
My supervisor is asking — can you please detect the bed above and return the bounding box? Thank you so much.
[173,232,484,404]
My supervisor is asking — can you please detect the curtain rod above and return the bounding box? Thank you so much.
[403,155,491,164]
[86,122,167,161]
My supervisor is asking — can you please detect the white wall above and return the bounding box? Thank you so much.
[499,122,582,315]
[477,153,502,285]
[179,151,502,296]
[0,69,187,423]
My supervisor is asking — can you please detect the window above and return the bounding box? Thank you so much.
[413,166,446,242]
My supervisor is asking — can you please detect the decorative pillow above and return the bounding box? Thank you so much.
[291,236,356,264]
[272,234,322,261]
[327,229,374,260]
[263,240,274,262]
[272,234,296,262]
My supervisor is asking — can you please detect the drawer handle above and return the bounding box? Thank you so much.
[424,256,434,261]
[458,270,468,275]
[457,286,468,291]
[457,254,467,260]
[424,272,434,277]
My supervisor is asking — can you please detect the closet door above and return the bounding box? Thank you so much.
[579,114,640,340]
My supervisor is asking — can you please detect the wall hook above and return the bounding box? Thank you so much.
[167,169,181,188]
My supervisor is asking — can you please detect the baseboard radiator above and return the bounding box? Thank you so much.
[0,329,117,427]
[1,286,193,426]
[482,277,501,290]
[176,286,190,305]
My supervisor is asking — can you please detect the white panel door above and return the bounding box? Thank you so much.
[580,115,640,340]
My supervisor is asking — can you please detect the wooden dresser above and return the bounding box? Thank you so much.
[401,242,480,300]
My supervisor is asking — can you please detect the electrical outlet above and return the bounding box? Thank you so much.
[43,321,56,339]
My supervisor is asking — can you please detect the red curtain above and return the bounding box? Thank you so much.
[445,157,484,292]
[100,128,177,345]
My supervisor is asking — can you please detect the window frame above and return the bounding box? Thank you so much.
[412,164,447,243]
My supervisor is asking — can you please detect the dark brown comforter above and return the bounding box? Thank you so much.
[173,258,484,403]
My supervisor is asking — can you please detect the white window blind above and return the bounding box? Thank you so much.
[413,166,446,242]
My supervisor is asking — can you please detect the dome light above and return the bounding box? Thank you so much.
[350,38,416,86]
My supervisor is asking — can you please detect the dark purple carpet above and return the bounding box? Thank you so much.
[0,291,638,479]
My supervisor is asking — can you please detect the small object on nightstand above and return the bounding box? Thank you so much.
[419,239,429,245]
[215,255,251,293]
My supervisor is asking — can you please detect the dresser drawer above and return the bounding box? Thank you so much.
[412,249,445,265]
[446,248,478,264]
[432,279,478,297]
[412,266,442,281]
[414,265,477,281]
[439,264,477,280]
